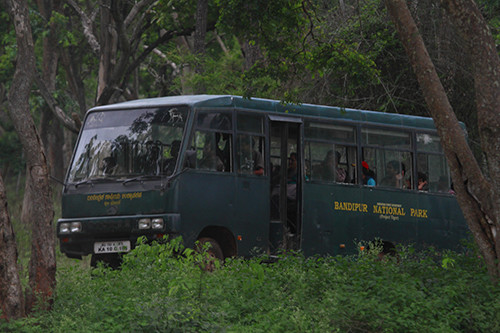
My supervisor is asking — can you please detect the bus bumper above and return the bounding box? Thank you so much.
[56,213,181,259]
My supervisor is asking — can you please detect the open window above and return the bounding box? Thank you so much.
[361,127,413,189]
[416,133,452,193]
[304,121,357,184]
[236,112,265,176]
[185,110,232,172]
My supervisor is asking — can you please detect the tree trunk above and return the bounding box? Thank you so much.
[36,0,66,181]
[194,0,208,56]
[97,0,115,103]
[5,0,57,312]
[193,0,208,93]
[385,0,500,280]
[40,112,65,180]
[240,39,263,71]
[0,171,24,319]
[60,48,87,117]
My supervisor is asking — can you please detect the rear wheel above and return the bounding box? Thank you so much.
[369,241,399,262]
[196,237,224,271]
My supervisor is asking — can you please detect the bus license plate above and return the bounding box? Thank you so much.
[94,241,131,254]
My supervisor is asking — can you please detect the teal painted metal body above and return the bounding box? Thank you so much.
[57,95,468,260]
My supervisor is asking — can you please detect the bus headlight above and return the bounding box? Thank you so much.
[138,218,151,229]
[60,223,70,234]
[70,222,82,233]
[152,218,164,229]
[60,222,82,234]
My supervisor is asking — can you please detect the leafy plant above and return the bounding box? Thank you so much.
[2,237,498,333]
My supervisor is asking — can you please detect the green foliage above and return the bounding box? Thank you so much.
[152,0,198,30]
[480,0,500,46]
[2,238,498,332]
[0,10,16,86]
[215,0,311,98]
[168,37,247,96]
[0,130,24,176]
[211,0,418,113]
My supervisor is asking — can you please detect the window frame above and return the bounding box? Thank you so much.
[235,109,267,177]
[304,120,357,185]
[360,125,414,189]
[184,107,234,173]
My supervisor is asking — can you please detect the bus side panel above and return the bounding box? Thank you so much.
[233,176,269,256]
[178,172,235,247]
[301,183,468,256]
[302,183,366,256]
[415,193,469,250]
[177,172,269,256]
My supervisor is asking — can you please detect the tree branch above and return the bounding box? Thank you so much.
[124,0,156,27]
[67,0,100,55]
[34,72,80,133]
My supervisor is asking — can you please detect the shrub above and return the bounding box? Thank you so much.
[2,238,498,332]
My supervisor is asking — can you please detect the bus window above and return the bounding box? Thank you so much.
[188,132,225,172]
[361,128,412,189]
[416,133,443,153]
[304,121,356,184]
[363,148,412,189]
[163,140,181,176]
[196,110,232,130]
[68,107,188,182]
[304,122,355,143]
[416,133,452,193]
[418,153,451,193]
[237,112,264,133]
[186,110,233,172]
[306,142,351,183]
[236,135,264,175]
[236,112,265,176]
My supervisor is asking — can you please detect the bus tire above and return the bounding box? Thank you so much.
[197,237,224,271]
[376,241,399,262]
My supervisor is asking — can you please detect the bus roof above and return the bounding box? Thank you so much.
[88,95,462,131]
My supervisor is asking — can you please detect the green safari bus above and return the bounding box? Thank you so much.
[57,95,468,265]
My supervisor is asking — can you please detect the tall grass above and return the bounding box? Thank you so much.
[2,236,499,333]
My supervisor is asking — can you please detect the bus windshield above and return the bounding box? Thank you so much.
[67,106,188,183]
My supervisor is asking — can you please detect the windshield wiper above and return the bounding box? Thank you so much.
[73,177,117,188]
[122,174,163,185]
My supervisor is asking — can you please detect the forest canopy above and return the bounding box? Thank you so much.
[0,0,495,179]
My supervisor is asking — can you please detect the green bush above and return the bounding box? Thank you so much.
[2,237,499,332]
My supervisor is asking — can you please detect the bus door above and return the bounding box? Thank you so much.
[269,117,302,252]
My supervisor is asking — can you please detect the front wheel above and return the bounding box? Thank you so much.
[196,237,224,271]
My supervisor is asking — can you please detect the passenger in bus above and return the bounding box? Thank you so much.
[238,138,264,176]
[417,172,429,191]
[102,156,118,175]
[216,133,231,172]
[437,175,455,194]
[198,140,224,171]
[286,152,308,201]
[314,150,347,182]
[361,161,376,186]
[253,149,264,176]
[164,140,181,175]
[380,160,406,188]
